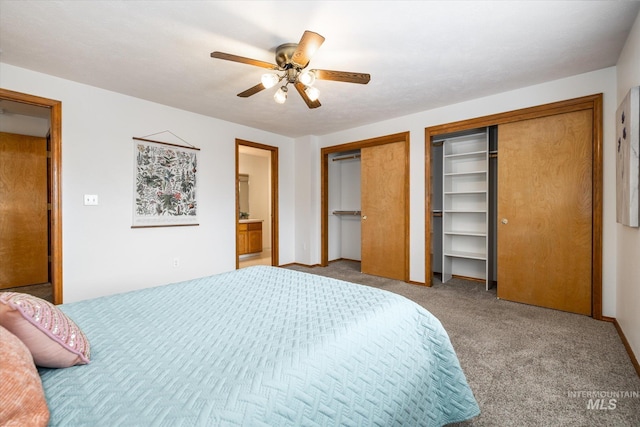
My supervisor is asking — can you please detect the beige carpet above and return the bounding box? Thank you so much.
[1,283,53,302]
[286,260,640,427]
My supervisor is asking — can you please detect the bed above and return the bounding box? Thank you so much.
[24,266,479,426]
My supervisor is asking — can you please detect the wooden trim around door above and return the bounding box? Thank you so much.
[235,139,279,268]
[321,132,410,282]
[424,94,603,319]
[0,88,63,305]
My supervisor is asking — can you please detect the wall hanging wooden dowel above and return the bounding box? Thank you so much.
[133,130,200,150]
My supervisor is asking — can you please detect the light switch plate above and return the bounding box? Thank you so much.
[83,194,99,206]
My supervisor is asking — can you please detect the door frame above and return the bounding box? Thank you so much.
[425,94,603,318]
[235,139,279,268]
[0,88,63,304]
[320,132,410,282]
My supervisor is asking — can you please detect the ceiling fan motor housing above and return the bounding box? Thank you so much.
[275,43,307,69]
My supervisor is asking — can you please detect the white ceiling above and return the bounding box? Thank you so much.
[1,1,639,138]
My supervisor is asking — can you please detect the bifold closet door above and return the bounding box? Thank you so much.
[497,110,592,315]
[361,141,407,281]
[0,132,48,289]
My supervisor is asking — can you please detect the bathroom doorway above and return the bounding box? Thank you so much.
[236,139,278,269]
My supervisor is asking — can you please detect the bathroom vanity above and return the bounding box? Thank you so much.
[238,219,263,255]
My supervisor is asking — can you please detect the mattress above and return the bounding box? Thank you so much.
[39,266,479,426]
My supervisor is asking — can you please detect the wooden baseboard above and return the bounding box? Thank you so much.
[284,259,362,268]
[279,262,321,268]
[409,280,427,286]
[603,317,640,378]
[329,258,360,264]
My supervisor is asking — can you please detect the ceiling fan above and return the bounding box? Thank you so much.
[210,30,370,109]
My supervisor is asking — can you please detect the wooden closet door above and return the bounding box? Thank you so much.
[0,132,48,289]
[497,110,592,315]
[361,141,407,281]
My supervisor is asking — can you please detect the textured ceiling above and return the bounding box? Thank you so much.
[1,1,639,138]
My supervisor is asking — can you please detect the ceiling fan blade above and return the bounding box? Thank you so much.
[211,51,277,70]
[291,31,325,68]
[294,82,321,109]
[237,83,266,98]
[313,69,371,84]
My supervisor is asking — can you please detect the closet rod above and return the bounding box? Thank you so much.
[332,210,362,216]
[332,154,361,162]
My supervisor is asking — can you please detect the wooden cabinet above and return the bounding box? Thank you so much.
[238,221,262,255]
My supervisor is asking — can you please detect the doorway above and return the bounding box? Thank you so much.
[0,88,63,304]
[321,132,410,282]
[236,139,279,269]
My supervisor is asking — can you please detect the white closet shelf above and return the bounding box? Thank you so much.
[444,231,487,237]
[440,128,489,286]
[443,250,487,260]
[444,171,487,176]
[443,210,487,213]
[444,190,487,195]
[443,150,486,158]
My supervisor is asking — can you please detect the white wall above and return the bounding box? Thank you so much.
[615,9,640,363]
[302,67,618,316]
[0,63,295,303]
[293,135,316,265]
[338,156,362,260]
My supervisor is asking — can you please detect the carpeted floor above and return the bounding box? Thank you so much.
[2,282,53,302]
[286,260,640,427]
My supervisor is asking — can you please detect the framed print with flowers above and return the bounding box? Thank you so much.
[132,137,199,228]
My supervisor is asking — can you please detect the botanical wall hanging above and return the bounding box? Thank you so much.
[132,134,200,228]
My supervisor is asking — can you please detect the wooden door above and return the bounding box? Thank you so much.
[0,132,49,289]
[497,110,592,315]
[361,141,407,280]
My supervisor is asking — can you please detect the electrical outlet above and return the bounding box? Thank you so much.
[83,194,99,206]
[172,258,180,268]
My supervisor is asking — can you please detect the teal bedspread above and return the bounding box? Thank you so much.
[40,266,479,426]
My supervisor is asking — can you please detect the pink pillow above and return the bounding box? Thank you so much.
[0,292,90,368]
[0,325,50,426]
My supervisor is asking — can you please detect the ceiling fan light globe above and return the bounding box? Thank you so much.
[298,70,316,86]
[305,86,320,101]
[261,73,279,89]
[274,86,288,104]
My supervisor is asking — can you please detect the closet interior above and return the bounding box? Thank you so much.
[328,150,362,262]
[431,127,497,290]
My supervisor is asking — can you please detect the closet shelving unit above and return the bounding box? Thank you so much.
[440,131,489,288]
